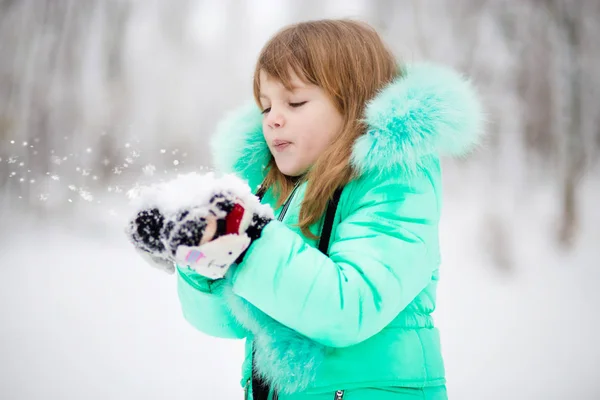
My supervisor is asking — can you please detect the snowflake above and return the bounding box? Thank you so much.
[81,169,90,176]
[125,157,133,164]
[173,160,179,166]
[86,148,92,153]
[8,156,17,164]
[126,184,142,200]
[130,150,140,158]
[50,175,60,181]
[143,164,156,176]
[9,172,16,177]
[160,149,166,154]
[113,167,122,175]
[125,143,131,148]
[68,185,77,191]
[39,194,48,201]
[79,189,93,202]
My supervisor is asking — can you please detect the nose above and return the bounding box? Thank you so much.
[266,108,284,129]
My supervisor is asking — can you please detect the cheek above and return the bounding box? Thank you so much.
[296,120,334,159]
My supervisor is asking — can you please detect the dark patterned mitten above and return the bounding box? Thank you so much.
[125,172,274,278]
[166,191,273,279]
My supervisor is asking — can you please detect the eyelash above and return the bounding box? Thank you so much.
[261,101,307,114]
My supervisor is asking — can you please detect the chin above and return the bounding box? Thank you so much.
[276,161,306,177]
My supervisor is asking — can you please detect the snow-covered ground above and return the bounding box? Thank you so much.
[1,173,599,399]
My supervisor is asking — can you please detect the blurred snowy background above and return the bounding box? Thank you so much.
[1,0,599,399]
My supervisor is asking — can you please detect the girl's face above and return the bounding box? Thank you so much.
[259,70,343,177]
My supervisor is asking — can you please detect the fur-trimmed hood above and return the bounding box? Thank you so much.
[210,62,485,186]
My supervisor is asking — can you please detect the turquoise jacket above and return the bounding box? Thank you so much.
[176,63,484,398]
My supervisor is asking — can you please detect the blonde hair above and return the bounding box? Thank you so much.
[253,19,400,239]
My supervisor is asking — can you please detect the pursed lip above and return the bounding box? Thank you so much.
[272,140,291,152]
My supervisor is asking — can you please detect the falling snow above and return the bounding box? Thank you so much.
[143,164,156,176]
[79,190,94,202]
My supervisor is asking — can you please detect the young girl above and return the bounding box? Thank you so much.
[133,19,483,400]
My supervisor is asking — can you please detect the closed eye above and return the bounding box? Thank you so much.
[261,107,271,114]
[290,101,307,108]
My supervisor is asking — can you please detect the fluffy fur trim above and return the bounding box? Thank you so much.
[221,277,328,394]
[209,103,270,190]
[210,63,485,181]
[351,62,485,177]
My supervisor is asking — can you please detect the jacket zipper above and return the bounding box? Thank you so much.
[277,181,301,222]
[334,390,345,399]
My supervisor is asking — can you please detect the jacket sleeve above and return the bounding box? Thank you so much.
[230,171,440,348]
[177,266,248,339]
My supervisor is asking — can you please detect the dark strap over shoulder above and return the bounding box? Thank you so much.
[251,186,344,400]
[318,187,343,255]
[255,185,267,202]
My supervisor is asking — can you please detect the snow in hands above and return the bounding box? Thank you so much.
[125,172,273,278]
